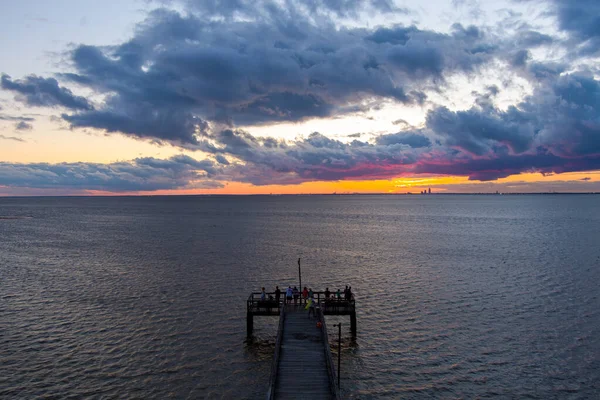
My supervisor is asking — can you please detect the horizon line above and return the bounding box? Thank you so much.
[1,192,600,198]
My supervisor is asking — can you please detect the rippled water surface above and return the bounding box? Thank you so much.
[1,195,599,399]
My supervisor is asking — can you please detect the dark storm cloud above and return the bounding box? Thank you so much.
[538,74,600,156]
[196,129,426,184]
[14,121,33,131]
[181,0,406,19]
[215,154,230,165]
[191,68,600,184]
[514,30,554,48]
[197,124,600,184]
[375,132,431,148]
[516,0,600,56]
[414,151,600,181]
[7,0,557,148]
[426,106,536,155]
[0,155,222,192]
[62,105,207,145]
[551,0,600,54]
[416,71,600,159]
[37,5,503,140]
[1,74,92,110]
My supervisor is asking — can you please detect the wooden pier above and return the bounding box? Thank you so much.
[247,292,355,399]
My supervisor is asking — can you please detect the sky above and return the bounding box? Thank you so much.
[1,0,600,195]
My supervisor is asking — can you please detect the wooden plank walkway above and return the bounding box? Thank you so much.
[273,307,334,400]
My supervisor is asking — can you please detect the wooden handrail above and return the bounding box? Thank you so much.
[318,307,341,400]
[248,291,355,304]
[266,306,286,400]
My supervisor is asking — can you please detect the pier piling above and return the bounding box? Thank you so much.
[350,311,357,336]
[246,312,253,337]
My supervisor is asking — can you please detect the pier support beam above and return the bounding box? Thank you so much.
[247,312,254,337]
[350,311,357,336]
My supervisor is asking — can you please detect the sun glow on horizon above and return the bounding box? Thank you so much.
[45,170,598,197]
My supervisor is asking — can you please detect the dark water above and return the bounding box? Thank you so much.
[1,195,599,399]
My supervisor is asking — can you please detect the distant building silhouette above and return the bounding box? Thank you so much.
[428,188,431,194]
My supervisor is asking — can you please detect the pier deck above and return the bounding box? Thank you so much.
[249,292,352,399]
[274,307,333,399]
[246,291,356,337]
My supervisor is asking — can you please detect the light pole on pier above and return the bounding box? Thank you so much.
[298,258,302,290]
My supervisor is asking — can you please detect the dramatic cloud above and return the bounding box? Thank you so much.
[193,120,600,184]
[0,155,222,192]
[62,106,207,145]
[14,121,33,131]
[189,68,600,183]
[550,0,600,55]
[43,7,509,140]
[1,0,599,192]
[181,0,406,18]
[426,105,536,156]
[375,132,431,148]
[1,74,93,110]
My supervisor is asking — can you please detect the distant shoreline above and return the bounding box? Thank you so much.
[0,192,599,198]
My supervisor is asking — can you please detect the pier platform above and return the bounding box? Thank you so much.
[247,292,354,399]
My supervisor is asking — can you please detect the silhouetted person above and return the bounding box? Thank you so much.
[302,286,308,303]
[286,286,293,304]
[260,287,266,301]
[275,286,281,304]
[293,286,299,305]
[324,287,330,299]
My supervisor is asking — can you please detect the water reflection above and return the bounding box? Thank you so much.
[1,195,599,399]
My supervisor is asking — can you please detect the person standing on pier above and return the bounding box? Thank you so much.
[286,286,293,304]
[260,287,266,301]
[275,286,281,304]
[308,295,316,318]
[293,286,300,305]
[302,287,308,303]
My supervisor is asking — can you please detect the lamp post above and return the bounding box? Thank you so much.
[298,258,302,290]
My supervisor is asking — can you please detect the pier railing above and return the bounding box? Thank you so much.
[318,307,341,400]
[247,291,355,314]
[266,305,286,400]
[247,291,357,337]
